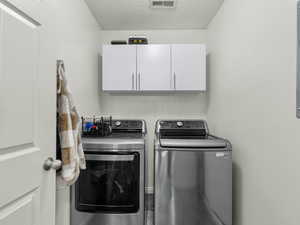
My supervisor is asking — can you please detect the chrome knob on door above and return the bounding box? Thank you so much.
[43,157,62,171]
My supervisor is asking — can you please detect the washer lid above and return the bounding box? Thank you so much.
[159,136,228,148]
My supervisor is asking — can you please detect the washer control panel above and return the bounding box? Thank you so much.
[159,120,206,129]
[157,120,208,138]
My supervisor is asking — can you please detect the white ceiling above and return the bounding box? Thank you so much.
[85,0,224,30]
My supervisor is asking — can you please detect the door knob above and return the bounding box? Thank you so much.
[43,157,62,171]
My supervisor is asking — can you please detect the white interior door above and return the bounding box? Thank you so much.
[137,45,172,91]
[171,44,206,91]
[102,45,137,91]
[0,2,56,225]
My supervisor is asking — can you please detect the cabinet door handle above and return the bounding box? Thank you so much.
[138,73,141,90]
[132,73,134,90]
[174,73,176,90]
[136,72,138,91]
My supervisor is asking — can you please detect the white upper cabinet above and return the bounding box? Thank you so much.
[137,45,171,91]
[102,44,206,92]
[103,45,137,91]
[171,44,206,91]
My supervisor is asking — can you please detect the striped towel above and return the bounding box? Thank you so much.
[57,60,86,185]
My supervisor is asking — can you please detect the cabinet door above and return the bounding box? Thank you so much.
[172,44,206,91]
[103,45,137,91]
[137,45,171,91]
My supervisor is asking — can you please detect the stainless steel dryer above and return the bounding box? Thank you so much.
[71,119,146,225]
[154,120,232,225]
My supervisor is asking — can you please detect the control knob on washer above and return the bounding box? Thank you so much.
[115,121,122,127]
[177,121,184,127]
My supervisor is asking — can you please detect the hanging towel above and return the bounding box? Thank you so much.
[57,60,86,186]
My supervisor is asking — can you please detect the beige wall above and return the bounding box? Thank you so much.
[97,29,208,190]
[207,0,300,224]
